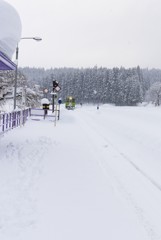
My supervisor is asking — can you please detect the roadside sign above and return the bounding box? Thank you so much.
[58,98,62,104]
[55,86,61,92]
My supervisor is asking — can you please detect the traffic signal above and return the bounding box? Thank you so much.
[53,80,58,91]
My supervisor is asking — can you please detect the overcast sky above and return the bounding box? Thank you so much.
[6,0,161,69]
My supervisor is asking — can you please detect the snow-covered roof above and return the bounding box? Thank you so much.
[0,0,22,59]
[0,50,16,70]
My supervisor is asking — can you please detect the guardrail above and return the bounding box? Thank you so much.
[0,108,31,135]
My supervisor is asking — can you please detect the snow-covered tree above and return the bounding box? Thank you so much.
[146,82,161,106]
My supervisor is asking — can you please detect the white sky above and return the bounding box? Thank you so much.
[5,0,161,69]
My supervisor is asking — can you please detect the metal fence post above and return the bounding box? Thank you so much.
[2,114,5,132]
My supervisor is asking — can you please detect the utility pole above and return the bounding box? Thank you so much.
[13,45,18,110]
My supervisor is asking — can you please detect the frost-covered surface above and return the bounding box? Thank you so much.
[0,104,161,240]
[0,0,21,58]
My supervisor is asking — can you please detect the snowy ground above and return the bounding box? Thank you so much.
[0,104,161,240]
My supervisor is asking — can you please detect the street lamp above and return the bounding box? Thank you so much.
[21,37,42,41]
[13,36,42,110]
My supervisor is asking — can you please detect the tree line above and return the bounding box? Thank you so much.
[20,66,161,106]
[1,66,161,108]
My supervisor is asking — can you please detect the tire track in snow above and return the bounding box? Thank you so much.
[119,152,161,191]
[77,113,161,240]
[82,111,161,193]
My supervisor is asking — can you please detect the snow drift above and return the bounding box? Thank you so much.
[0,0,22,58]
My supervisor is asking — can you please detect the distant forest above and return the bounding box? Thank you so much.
[19,66,161,106]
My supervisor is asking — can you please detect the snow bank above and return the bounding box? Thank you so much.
[0,0,22,58]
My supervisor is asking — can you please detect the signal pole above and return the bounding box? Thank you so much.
[52,80,61,112]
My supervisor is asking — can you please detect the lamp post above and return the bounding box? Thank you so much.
[13,37,42,110]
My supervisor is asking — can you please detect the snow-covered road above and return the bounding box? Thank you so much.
[0,105,161,240]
